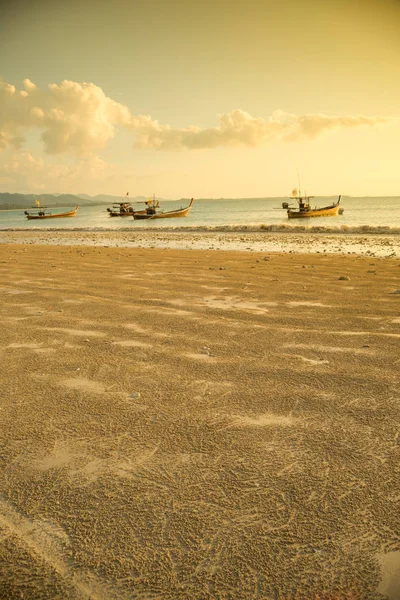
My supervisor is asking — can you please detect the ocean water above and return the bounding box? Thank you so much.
[1,196,400,234]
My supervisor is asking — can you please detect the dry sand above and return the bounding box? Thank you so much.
[0,240,399,599]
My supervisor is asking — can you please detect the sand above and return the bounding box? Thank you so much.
[0,237,399,599]
[0,228,399,257]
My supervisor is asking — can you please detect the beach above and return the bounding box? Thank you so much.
[1,236,399,599]
[0,228,399,257]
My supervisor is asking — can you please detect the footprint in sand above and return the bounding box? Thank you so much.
[44,327,106,337]
[111,340,152,348]
[230,414,295,427]
[6,342,55,354]
[61,377,108,393]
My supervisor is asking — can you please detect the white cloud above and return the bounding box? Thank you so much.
[133,110,281,150]
[282,110,387,142]
[0,148,113,193]
[23,79,37,92]
[133,108,388,150]
[0,78,391,156]
[0,79,136,155]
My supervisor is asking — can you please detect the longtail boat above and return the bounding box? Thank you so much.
[25,198,79,220]
[133,198,194,220]
[282,189,341,219]
[107,202,135,217]
[107,192,140,217]
[132,195,160,219]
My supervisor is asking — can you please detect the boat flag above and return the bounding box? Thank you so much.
[291,188,298,197]
[35,198,40,207]
[126,192,129,196]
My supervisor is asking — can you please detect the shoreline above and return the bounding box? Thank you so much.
[0,229,399,257]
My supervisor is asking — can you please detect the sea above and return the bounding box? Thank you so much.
[1,196,400,234]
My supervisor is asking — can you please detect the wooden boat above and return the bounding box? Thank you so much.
[131,196,160,219]
[107,202,135,217]
[133,198,194,220]
[283,190,341,219]
[25,202,79,220]
[107,193,144,217]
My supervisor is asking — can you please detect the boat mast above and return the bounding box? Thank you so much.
[296,168,302,198]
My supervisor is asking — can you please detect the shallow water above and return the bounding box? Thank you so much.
[1,196,400,233]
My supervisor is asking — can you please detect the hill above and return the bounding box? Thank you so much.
[0,193,152,210]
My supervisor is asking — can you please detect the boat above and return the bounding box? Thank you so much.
[107,202,135,217]
[107,192,138,217]
[24,198,79,220]
[133,197,194,220]
[131,195,161,219]
[282,189,341,219]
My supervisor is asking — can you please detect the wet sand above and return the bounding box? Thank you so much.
[0,228,399,257]
[0,242,399,599]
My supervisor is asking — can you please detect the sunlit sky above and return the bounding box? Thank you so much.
[1,0,399,198]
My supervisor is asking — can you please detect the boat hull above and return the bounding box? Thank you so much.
[108,211,134,217]
[133,213,156,220]
[25,206,79,220]
[133,199,194,220]
[287,198,341,219]
[107,202,141,217]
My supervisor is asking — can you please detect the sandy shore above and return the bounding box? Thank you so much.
[1,242,399,599]
[0,228,399,257]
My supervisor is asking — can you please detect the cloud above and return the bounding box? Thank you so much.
[133,108,389,150]
[0,148,112,192]
[0,79,137,155]
[0,78,390,155]
[133,110,281,150]
[281,110,388,142]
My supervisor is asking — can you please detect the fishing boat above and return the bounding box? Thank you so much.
[133,197,194,220]
[282,189,341,219]
[131,195,161,219]
[107,202,135,217]
[107,192,139,217]
[24,198,79,220]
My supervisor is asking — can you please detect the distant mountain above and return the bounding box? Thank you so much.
[0,192,168,210]
[0,192,354,211]
[91,194,150,204]
[0,193,31,210]
[0,192,88,210]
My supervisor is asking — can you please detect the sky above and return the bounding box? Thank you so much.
[0,0,399,198]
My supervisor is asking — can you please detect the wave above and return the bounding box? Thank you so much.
[2,223,400,235]
[156,223,400,235]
